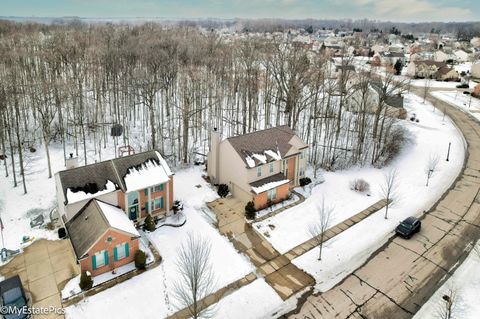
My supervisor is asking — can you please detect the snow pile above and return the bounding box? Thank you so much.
[252,153,267,164]
[251,179,289,195]
[97,201,140,236]
[413,241,480,319]
[66,180,117,204]
[245,156,255,168]
[124,159,170,192]
[265,149,281,161]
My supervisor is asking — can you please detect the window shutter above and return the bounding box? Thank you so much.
[160,197,164,209]
[104,251,109,265]
[114,247,118,262]
[160,184,164,191]
[92,255,96,270]
[145,201,149,213]
[144,189,148,196]
[125,243,129,258]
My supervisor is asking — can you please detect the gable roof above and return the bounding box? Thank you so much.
[65,199,140,260]
[58,150,172,205]
[226,125,308,168]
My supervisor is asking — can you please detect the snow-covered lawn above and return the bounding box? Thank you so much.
[258,93,465,293]
[413,241,480,319]
[208,279,284,319]
[431,90,480,121]
[65,166,255,319]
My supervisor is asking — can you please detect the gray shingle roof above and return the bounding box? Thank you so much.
[58,150,171,204]
[249,173,288,188]
[227,125,306,167]
[65,199,139,260]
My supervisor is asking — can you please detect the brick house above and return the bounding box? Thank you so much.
[66,199,140,276]
[55,150,174,224]
[207,126,308,210]
[55,150,173,276]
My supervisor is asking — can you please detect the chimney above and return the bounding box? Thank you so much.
[207,128,221,184]
[66,153,79,169]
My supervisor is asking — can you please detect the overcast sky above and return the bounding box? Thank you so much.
[1,0,478,22]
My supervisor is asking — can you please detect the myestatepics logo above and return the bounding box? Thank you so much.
[0,305,65,316]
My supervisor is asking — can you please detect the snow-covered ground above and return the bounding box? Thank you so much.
[258,93,465,293]
[65,166,255,319]
[431,91,480,121]
[208,279,284,319]
[413,241,480,319]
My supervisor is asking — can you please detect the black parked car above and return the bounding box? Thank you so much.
[0,275,30,319]
[395,217,421,239]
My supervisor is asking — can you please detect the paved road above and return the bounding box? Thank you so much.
[286,90,480,318]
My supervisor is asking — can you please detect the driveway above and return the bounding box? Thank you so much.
[208,197,315,300]
[287,90,480,318]
[0,239,80,319]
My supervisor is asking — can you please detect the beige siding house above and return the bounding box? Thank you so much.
[207,126,308,210]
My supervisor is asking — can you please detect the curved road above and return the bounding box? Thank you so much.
[286,89,480,319]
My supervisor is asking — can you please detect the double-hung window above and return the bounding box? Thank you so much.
[114,242,130,261]
[152,184,164,193]
[267,189,276,201]
[269,163,274,173]
[151,197,164,210]
[93,250,108,270]
[257,166,262,177]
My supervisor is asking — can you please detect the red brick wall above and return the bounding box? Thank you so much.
[253,183,290,210]
[116,178,174,220]
[79,229,140,277]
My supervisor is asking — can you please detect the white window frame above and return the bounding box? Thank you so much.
[267,189,276,201]
[116,243,126,260]
[269,163,274,173]
[95,251,106,268]
[257,166,262,177]
[151,196,164,210]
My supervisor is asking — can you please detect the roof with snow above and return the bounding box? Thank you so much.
[227,125,308,168]
[65,199,140,260]
[250,173,289,194]
[58,150,173,204]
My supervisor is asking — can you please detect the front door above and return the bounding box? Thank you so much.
[127,192,139,220]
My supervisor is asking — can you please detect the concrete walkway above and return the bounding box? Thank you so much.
[207,197,388,300]
[287,89,480,318]
[0,239,80,319]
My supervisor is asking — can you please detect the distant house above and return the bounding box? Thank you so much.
[347,80,406,119]
[66,199,140,276]
[472,63,480,79]
[433,50,449,62]
[55,150,174,224]
[379,52,405,66]
[207,126,308,210]
[407,60,459,81]
[454,50,469,62]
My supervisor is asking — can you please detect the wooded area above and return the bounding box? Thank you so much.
[0,21,409,193]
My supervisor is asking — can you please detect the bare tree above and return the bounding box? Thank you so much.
[423,78,432,104]
[308,197,334,260]
[380,169,399,219]
[435,287,458,319]
[173,233,216,319]
[425,153,440,187]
